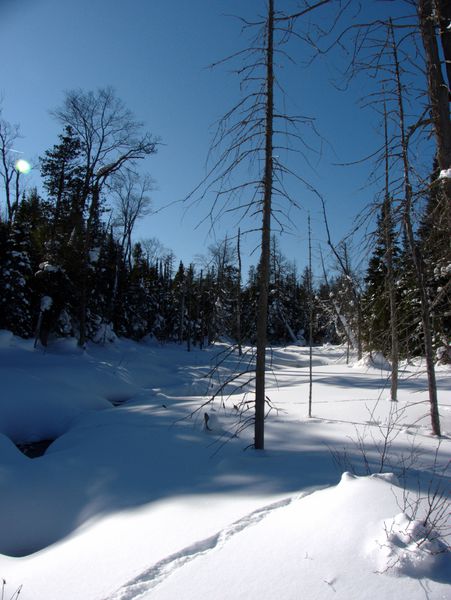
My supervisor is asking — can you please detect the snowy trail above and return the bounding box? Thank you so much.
[105,494,305,600]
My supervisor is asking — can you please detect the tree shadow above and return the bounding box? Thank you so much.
[2,395,449,562]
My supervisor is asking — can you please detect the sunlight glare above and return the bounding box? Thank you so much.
[15,158,31,174]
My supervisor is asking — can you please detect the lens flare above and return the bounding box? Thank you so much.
[15,159,31,174]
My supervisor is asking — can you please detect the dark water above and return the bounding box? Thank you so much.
[16,439,54,458]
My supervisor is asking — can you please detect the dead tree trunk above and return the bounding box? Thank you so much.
[308,213,313,418]
[236,228,243,357]
[390,20,441,435]
[418,0,451,205]
[321,201,362,359]
[383,100,399,402]
[255,0,274,450]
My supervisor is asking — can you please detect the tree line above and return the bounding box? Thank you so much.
[0,105,447,363]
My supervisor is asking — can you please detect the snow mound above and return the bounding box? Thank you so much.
[0,338,138,443]
[0,371,111,443]
[370,512,450,578]
[353,351,391,370]
[0,329,14,348]
[110,472,451,600]
[44,336,83,355]
[0,433,29,465]
[91,322,117,344]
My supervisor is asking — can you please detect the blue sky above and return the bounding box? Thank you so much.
[0,0,418,277]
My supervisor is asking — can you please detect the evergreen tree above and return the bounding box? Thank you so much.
[85,229,124,342]
[0,210,35,336]
[121,242,151,340]
[40,125,84,249]
[241,265,259,343]
[397,230,422,358]
[315,280,341,345]
[418,163,451,361]
[362,198,400,356]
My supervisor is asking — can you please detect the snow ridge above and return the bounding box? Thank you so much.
[105,496,296,600]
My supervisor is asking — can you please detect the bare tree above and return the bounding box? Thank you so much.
[326,8,443,432]
[140,236,170,267]
[111,170,153,269]
[53,87,158,228]
[186,0,339,449]
[382,99,399,402]
[308,213,314,417]
[236,227,243,356]
[389,20,441,435]
[0,107,23,226]
[52,87,158,346]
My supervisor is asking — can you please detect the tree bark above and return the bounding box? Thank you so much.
[435,0,451,95]
[383,101,399,402]
[255,0,274,450]
[418,0,451,204]
[391,20,441,435]
[236,228,243,356]
[308,214,313,418]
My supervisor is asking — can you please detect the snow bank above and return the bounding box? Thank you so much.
[0,334,138,443]
[0,369,110,442]
[370,511,450,578]
[112,473,450,600]
[353,351,391,370]
[0,329,15,348]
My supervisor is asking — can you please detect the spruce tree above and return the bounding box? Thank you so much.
[362,198,400,357]
[121,242,151,340]
[418,164,451,361]
[0,210,35,337]
[397,231,422,358]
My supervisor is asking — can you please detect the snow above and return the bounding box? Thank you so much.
[37,261,60,273]
[40,295,53,311]
[353,350,391,370]
[439,168,451,180]
[369,509,450,578]
[89,247,101,263]
[0,335,449,600]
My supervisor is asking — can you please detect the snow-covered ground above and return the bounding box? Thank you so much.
[0,331,450,600]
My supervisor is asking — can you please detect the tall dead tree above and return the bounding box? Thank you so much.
[308,213,314,417]
[328,7,444,429]
[236,227,243,356]
[253,0,275,450]
[382,99,399,402]
[389,20,441,435]
[187,0,334,449]
[111,170,153,270]
[417,0,451,272]
[0,109,22,226]
[417,1,451,204]
[435,0,451,92]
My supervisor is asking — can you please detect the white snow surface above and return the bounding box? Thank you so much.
[40,295,53,312]
[0,333,450,600]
